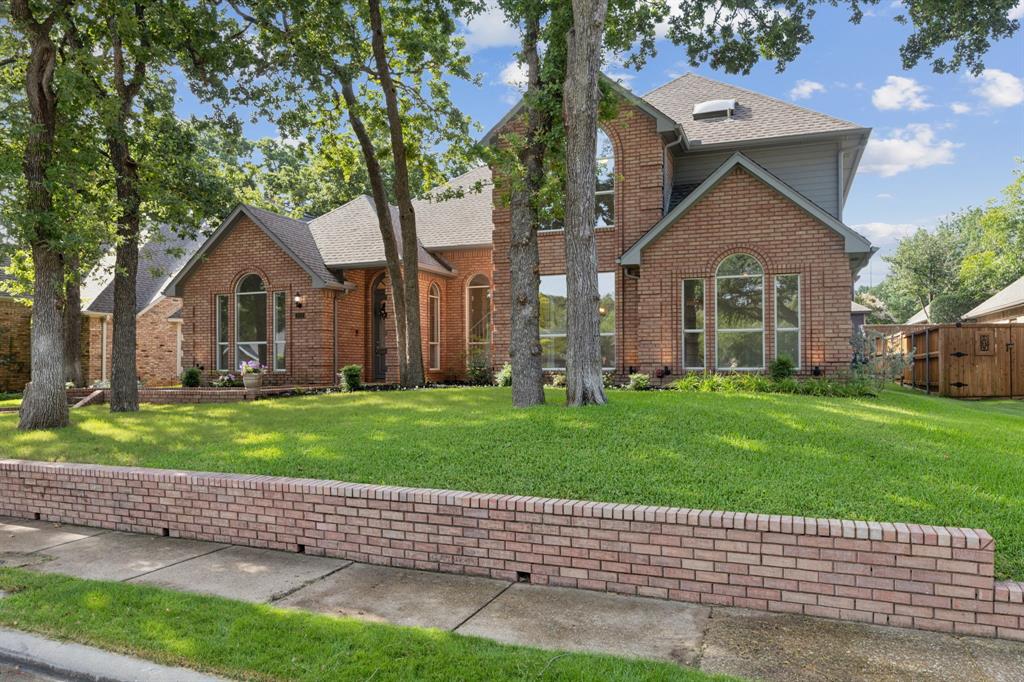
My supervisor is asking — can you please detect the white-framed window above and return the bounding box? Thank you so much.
[539,128,615,231]
[467,274,490,366]
[273,291,286,371]
[235,274,267,369]
[539,272,615,370]
[775,274,800,369]
[715,254,764,370]
[682,278,705,369]
[215,294,229,371]
[428,283,441,370]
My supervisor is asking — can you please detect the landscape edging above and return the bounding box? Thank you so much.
[1,459,1021,641]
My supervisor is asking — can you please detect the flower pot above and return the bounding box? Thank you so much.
[242,373,263,390]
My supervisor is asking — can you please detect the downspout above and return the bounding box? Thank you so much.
[837,148,845,222]
[332,290,338,383]
[101,315,109,382]
[662,127,687,215]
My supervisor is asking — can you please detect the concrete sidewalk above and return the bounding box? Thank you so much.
[2,517,1023,681]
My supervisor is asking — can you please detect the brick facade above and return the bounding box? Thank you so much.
[0,298,31,392]
[2,459,1021,641]
[83,298,184,387]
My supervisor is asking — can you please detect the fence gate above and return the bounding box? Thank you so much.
[943,325,1015,398]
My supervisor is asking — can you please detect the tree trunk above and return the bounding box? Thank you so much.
[338,76,409,383]
[509,14,546,408]
[367,0,425,387]
[15,0,70,430]
[108,133,141,412]
[562,0,608,406]
[63,253,83,387]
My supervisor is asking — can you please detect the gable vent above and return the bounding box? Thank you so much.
[692,98,736,120]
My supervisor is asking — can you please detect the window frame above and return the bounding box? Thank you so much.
[215,294,229,371]
[272,290,287,372]
[428,282,441,371]
[538,272,616,371]
[466,274,491,366]
[234,273,267,370]
[594,127,615,230]
[714,255,765,371]
[774,274,801,370]
[681,278,706,370]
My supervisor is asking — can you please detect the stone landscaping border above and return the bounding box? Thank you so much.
[1,459,1021,641]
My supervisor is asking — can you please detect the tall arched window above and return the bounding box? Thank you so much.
[236,274,267,369]
[428,283,441,370]
[716,254,764,370]
[595,128,614,228]
[467,274,490,366]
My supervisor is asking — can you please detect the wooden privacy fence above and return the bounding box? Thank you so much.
[873,324,1023,399]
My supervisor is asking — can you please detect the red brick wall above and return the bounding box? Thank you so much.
[0,298,31,392]
[84,300,184,387]
[638,167,854,378]
[177,216,335,385]
[2,459,1021,641]
[490,102,665,374]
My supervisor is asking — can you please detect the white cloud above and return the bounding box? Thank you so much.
[950,102,972,114]
[860,124,959,177]
[605,71,636,87]
[789,79,825,100]
[872,76,931,110]
[970,69,1024,108]
[462,4,520,52]
[876,193,894,199]
[1009,0,1024,20]
[852,222,919,245]
[499,61,528,90]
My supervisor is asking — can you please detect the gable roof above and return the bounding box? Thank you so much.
[906,306,930,324]
[307,196,451,274]
[87,225,200,315]
[619,152,874,267]
[643,73,867,149]
[163,205,349,297]
[964,275,1024,320]
[480,74,684,147]
[415,166,494,250]
[851,301,872,314]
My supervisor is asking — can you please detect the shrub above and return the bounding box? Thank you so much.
[212,373,242,388]
[180,367,202,388]
[495,363,513,387]
[466,360,493,386]
[769,356,795,380]
[338,365,363,392]
[549,373,566,388]
[602,372,615,389]
[671,372,877,398]
[626,372,651,391]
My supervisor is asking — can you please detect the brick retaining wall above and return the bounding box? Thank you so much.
[1,460,1021,641]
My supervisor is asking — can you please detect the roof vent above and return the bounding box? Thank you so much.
[692,98,736,120]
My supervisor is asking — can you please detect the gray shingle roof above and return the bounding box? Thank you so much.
[416,166,493,250]
[964,275,1024,320]
[87,225,200,315]
[241,204,344,287]
[308,197,451,273]
[642,73,865,148]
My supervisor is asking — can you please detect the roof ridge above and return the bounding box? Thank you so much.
[308,194,379,227]
[643,72,863,131]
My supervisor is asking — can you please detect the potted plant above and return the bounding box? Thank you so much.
[239,360,266,389]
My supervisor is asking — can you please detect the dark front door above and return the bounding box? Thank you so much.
[372,280,388,381]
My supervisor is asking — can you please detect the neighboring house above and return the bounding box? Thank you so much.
[166,73,876,385]
[963,275,1024,324]
[85,226,201,386]
[851,301,871,334]
[906,306,931,325]
[0,261,31,392]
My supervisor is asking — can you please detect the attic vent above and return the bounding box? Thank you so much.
[692,98,736,120]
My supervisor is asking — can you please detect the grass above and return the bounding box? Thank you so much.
[2,386,1023,579]
[0,569,728,681]
[0,391,20,408]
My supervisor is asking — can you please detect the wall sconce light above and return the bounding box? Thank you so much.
[812,365,822,376]
[598,306,607,316]
[293,293,304,309]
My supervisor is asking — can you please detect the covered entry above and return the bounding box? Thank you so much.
[897,324,1023,398]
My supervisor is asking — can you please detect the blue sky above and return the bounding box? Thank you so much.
[179,2,1024,285]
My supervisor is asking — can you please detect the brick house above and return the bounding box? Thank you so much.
[166,73,876,385]
[964,275,1024,324]
[84,226,200,387]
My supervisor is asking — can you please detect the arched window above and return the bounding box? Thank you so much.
[716,254,764,370]
[235,274,267,369]
[595,128,614,228]
[467,274,491,367]
[428,283,441,370]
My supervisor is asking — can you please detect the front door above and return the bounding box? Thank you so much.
[372,279,388,381]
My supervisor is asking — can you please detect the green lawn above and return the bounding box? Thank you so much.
[0,569,726,681]
[2,387,1023,579]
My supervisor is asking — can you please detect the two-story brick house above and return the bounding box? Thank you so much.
[164,73,876,385]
